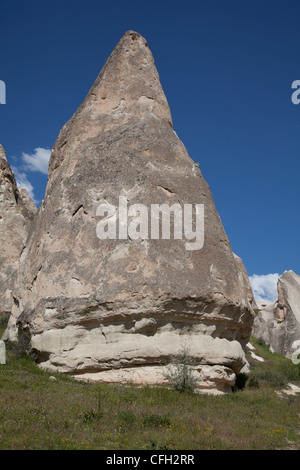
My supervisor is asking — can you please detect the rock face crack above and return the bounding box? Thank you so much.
[72,205,83,217]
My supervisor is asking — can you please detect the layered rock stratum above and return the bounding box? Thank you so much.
[3,31,255,393]
[0,145,36,317]
[253,270,300,358]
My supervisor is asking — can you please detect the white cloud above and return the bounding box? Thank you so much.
[21,147,51,175]
[10,147,51,204]
[250,273,279,304]
[12,166,36,202]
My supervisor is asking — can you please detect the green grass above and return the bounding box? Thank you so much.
[0,330,300,450]
[248,337,300,387]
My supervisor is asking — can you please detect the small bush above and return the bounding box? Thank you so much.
[248,369,288,388]
[278,360,300,382]
[119,411,136,427]
[248,375,260,389]
[6,339,28,359]
[0,313,10,328]
[163,346,197,393]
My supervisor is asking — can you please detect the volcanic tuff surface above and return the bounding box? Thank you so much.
[3,31,255,393]
[0,145,36,317]
[253,270,300,358]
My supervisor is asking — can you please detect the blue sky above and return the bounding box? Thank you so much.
[1,0,300,301]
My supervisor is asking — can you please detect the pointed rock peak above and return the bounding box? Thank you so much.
[0,146,36,215]
[49,31,172,177]
[124,30,145,38]
[0,145,16,193]
[19,187,37,216]
[84,29,172,124]
[0,144,7,161]
[116,29,152,53]
[122,30,147,42]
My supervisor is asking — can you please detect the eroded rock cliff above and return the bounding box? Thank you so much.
[0,144,36,317]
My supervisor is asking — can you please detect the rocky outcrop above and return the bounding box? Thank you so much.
[253,271,300,358]
[3,31,254,393]
[233,253,258,310]
[0,145,37,317]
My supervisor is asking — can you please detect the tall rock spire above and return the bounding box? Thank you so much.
[0,145,37,316]
[48,31,172,180]
[0,144,7,161]
[4,32,254,394]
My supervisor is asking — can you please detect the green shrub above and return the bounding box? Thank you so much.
[0,314,10,337]
[119,411,136,427]
[6,339,29,359]
[0,313,10,328]
[163,346,197,393]
[248,369,288,388]
[247,375,260,389]
[278,360,300,382]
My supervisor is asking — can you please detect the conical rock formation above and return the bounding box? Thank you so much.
[4,32,254,393]
[0,145,37,316]
[253,270,300,358]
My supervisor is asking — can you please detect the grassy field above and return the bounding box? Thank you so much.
[0,316,300,450]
